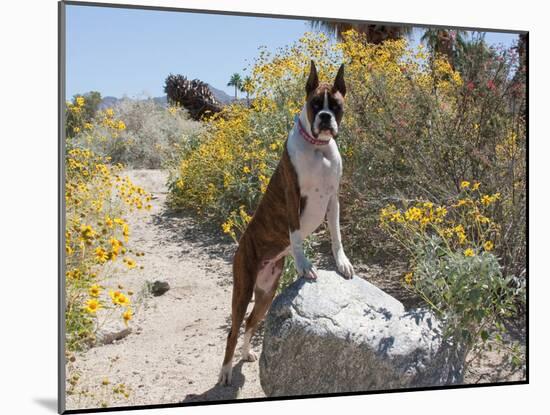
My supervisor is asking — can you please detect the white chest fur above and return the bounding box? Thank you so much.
[287,124,342,239]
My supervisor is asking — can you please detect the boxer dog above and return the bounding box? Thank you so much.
[219,61,354,385]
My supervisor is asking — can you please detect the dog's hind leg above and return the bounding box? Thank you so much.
[241,257,284,362]
[219,247,254,386]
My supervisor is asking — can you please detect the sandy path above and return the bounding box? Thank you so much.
[66,169,264,411]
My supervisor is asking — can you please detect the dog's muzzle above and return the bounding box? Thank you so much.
[313,111,338,138]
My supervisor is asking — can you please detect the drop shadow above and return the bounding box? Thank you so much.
[33,397,57,412]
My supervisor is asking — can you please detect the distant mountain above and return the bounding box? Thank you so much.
[153,96,167,106]
[99,96,120,109]
[98,84,235,109]
[207,84,234,104]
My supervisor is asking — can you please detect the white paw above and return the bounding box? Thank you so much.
[218,363,232,386]
[335,251,354,279]
[243,349,257,362]
[295,257,318,280]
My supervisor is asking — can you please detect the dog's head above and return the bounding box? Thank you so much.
[304,61,346,140]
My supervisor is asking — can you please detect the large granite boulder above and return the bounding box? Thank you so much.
[259,270,465,397]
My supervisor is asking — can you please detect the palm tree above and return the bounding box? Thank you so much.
[420,29,467,67]
[227,73,242,100]
[240,76,253,107]
[310,20,412,44]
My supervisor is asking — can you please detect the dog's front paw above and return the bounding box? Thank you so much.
[335,251,354,279]
[295,257,318,280]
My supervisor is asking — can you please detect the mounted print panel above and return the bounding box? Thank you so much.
[59,1,528,413]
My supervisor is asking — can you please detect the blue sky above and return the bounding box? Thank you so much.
[66,4,519,99]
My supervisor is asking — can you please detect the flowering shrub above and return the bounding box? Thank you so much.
[338,31,526,278]
[65,145,152,351]
[379,182,525,364]
[379,181,501,257]
[66,92,102,139]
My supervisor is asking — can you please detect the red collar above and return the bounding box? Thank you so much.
[297,118,331,146]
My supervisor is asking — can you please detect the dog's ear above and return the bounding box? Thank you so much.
[333,64,346,97]
[306,60,319,96]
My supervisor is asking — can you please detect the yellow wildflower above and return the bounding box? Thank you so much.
[110,237,122,253]
[460,181,470,189]
[222,220,233,234]
[116,293,130,307]
[105,216,114,228]
[89,284,102,298]
[122,308,133,326]
[84,298,101,314]
[404,272,413,285]
[483,241,494,251]
[124,258,137,269]
[109,290,122,304]
[405,207,422,221]
[122,223,130,242]
[94,247,109,263]
[435,206,447,217]
[481,195,492,206]
[390,212,404,223]
[464,248,475,257]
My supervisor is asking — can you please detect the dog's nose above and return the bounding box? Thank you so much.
[319,113,331,123]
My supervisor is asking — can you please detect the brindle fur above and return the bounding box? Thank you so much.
[221,145,302,368]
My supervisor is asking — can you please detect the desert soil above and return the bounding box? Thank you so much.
[66,169,525,411]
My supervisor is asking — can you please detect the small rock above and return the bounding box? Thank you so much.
[151,280,170,296]
[96,322,132,345]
